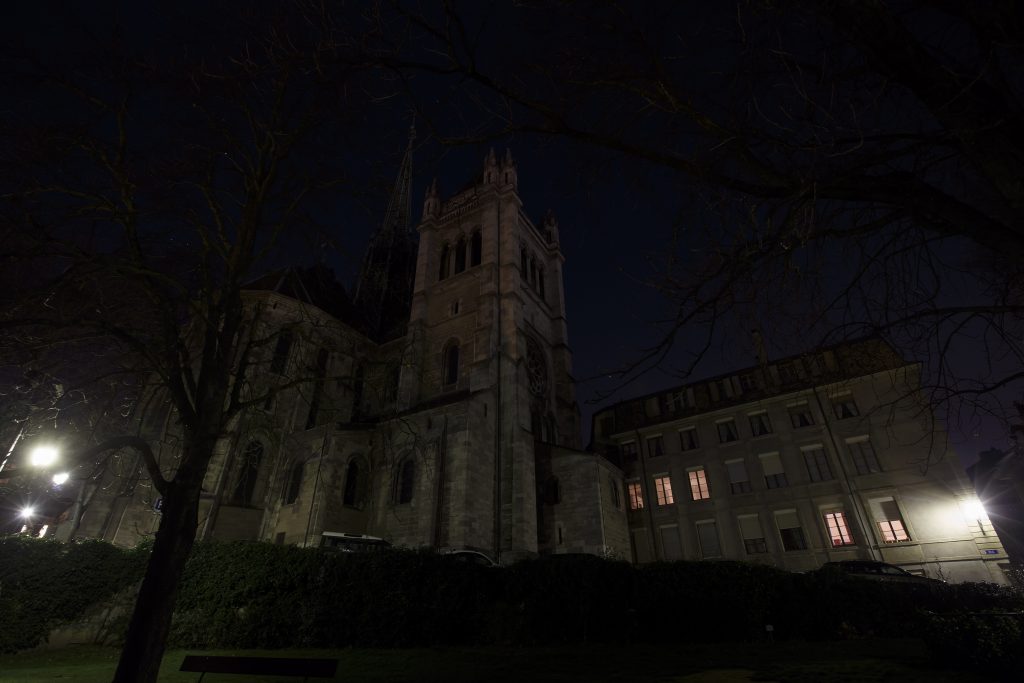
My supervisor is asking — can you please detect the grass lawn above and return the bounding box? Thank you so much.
[0,639,987,682]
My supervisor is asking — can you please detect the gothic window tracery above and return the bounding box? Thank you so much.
[455,236,467,273]
[439,243,451,281]
[470,230,482,266]
[525,337,548,398]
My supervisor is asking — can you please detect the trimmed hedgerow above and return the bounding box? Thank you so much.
[0,536,148,653]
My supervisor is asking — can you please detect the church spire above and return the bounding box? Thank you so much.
[353,124,419,341]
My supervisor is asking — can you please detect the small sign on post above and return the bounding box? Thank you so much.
[153,497,163,512]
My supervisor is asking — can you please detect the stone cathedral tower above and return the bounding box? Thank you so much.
[407,148,586,559]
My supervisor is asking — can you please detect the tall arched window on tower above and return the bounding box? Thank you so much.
[470,231,482,266]
[521,247,528,279]
[439,243,451,281]
[395,459,415,504]
[529,257,537,286]
[283,460,304,505]
[443,342,460,387]
[230,440,264,506]
[343,457,364,508]
[454,236,467,273]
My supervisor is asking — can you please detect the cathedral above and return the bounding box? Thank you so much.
[67,139,630,562]
[64,141,1009,582]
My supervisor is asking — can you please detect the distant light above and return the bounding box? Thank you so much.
[20,506,35,519]
[29,446,59,468]
[52,472,70,486]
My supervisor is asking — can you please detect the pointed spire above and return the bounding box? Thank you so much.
[423,177,440,219]
[483,148,499,184]
[501,148,518,189]
[353,126,419,340]
[543,209,559,244]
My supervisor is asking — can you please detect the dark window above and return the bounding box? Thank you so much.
[455,237,467,273]
[305,348,330,429]
[470,231,482,266]
[545,476,561,505]
[778,362,799,384]
[397,460,415,504]
[744,538,768,554]
[530,257,537,285]
[739,373,757,392]
[849,439,881,474]
[789,405,815,428]
[679,428,699,451]
[521,248,528,278]
[270,330,293,374]
[731,480,752,494]
[444,344,459,386]
[384,364,400,403]
[275,532,286,545]
[283,461,304,504]
[765,472,789,489]
[647,435,664,458]
[620,442,639,461]
[779,526,808,551]
[230,441,264,506]
[803,448,834,481]
[343,460,360,507]
[717,420,739,443]
[833,396,860,419]
[609,477,621,509]
[538,270,545,298]
[439,244,451,280]
[351,365,364,421]
[749,413,773,437]
[696,522,721,558]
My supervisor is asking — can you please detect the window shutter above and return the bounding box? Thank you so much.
[696,521,721,557]
[879,499,901,520]
[738,514,762,539]
[775,509,800,530]
[726,459,748,483]
[759,452,784,476]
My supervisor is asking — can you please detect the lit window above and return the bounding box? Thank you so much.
[802,447,833,482]
[654,475,674,506]
[627,481,644,510]
[775,510,807,551]
[738,514,767,554]
[696,520,721,558]
[726,459,752,494]
[679,428,699,451]
[760,452,788,489]
[688,468,710,500]
[749,413,773,437]
[872,498,910,543]
[717,420,739,443]
[832,395,859,420]
[647,435,665,458]
[847,438,881,475]
[789,405,814,428]
[824,511,854,547]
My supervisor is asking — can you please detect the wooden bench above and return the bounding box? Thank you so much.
[179,655,338,681]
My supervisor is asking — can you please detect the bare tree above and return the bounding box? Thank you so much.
[379,0,1024,436]
[0,3,395,679]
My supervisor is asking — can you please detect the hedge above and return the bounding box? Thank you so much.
[4,536,1023,672]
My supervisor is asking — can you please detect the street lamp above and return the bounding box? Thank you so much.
[52,471,70,486]
[29,445,59,468]
[20,505,35,519]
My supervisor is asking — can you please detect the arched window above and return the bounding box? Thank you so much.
[538,270,545,298]
[470,231,482,266]
[283,461,304,504]
[343,459,361,507]
[521,247,528,278]
[454,236,467,273]
[351,365,364,421]
[545,476,561,505]
[396,459,415,504]
[270,329,293,374]
[230,440,264,506]
[439,243,451,281]
[443,343,460,386]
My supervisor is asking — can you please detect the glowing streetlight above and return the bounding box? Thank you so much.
[52,471,70,486]
[20,505,35,519]
[29,445,59,468]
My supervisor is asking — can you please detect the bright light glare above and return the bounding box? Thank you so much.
[962,498,987,521]
[52,472,70,486]
[29,445,59,468]
[37,524,48,538]
[20,506,35,519]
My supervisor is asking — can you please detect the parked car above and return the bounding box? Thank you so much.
[819,560,943,584]
[319,531,392,553]
[439,548,498,567]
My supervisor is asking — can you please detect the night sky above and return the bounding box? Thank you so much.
[3,1,1018,466]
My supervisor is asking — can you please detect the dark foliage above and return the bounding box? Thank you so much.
[0,537,148,652]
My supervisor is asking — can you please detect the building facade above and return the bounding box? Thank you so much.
[590,338,1008,583]
[66,145,628,562]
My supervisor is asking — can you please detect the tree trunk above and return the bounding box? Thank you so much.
[112,469,203,683]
